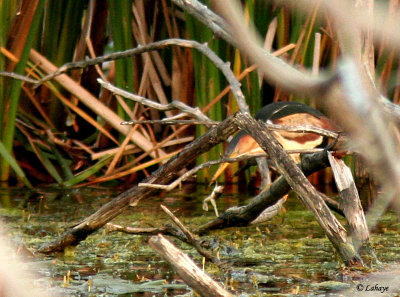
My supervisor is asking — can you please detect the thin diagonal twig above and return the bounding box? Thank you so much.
[98,78,215,126]
[31,38,249,113]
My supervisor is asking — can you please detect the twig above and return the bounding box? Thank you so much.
[171,0,233,44]
[105,223,189,243]
[160,205,220,263]
[1,38,250,113]
[121,118,340,139]
[0,71,38,84]
[213,0,326,96]
[265,122,340,139]
[121,119,218,125]
[30,38,248,113]
[91,136,194,160]
[138,154,265,191]
[138,148,325,191]
[98,78,215,126]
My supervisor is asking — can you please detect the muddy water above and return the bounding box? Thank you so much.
[0,185,399,296]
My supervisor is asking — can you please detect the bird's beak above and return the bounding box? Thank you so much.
[210,160,233,184]
[210,146,265,184]
[210,133,265,185]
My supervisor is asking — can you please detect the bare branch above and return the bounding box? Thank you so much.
[138,148,326,192]
[160,205,220,263]
[33,38,249,113]
[172,0,232,43]
[121,119,218,126]
[0,71,38,84]
[121,117,340,140]
[105,223,189,244]
[98,78,215,126]
[265,122,339,139]
[213,0,327,96]
[138,154,267,191]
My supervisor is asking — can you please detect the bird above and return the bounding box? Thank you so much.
[211,101,340,183]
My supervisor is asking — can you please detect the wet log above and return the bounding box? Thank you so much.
[227,113,361,266]
[149,234,233,297]
[328,152,378,263]
[38,114,239,253]
[197,150,335,231]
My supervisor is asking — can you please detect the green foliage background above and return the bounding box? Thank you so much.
[0,0,397,187]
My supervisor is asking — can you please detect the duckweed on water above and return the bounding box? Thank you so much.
[1,187,400,296]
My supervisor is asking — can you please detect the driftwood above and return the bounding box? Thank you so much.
[328,152,369,246]
[149,234,233,297]
[38,113,239,253]
[328,152,377,263]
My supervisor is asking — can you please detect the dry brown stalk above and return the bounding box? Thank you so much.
[29,49,166,158]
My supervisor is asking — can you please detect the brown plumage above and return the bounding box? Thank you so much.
[211,102,340,182]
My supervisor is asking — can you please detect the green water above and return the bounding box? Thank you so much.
[0,185,399,296]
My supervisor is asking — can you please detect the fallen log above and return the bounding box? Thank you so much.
[149,234,233,297]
